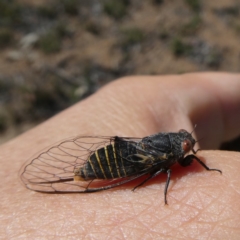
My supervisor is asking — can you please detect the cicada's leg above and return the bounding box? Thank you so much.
[178,154,222,174]
[132,169,164,191]
[132,168,172,205]
[164,169,171,205]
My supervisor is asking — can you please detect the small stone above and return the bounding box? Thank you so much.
[20,33,39,49]
[6,51,23,61]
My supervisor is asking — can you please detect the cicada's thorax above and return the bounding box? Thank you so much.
[170,133,187,157]
[138,132,192,169]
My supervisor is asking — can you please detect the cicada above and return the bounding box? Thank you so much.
[21,129,222,204]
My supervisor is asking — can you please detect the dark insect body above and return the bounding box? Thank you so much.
[21,129,222,204]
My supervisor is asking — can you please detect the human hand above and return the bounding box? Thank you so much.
[1,72,240,239]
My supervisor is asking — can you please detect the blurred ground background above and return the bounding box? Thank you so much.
[0,0,239,149]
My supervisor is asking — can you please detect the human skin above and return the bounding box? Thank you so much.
[1,73,240,239]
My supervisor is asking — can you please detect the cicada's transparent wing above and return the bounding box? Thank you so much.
[20,136,144,193]
[21,136,113,192]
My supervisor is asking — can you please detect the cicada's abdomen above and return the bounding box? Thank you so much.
[74,140,140,181]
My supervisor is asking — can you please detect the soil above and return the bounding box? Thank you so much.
[0,0,239,149]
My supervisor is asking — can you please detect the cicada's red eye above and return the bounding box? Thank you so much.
[179,129,187,133]
[182,139,192,153]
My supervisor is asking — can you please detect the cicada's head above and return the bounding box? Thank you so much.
[177,129,196,155]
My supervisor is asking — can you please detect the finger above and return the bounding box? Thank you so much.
[17,72,240,151]
[105,73,240,148]
[66,72,239,149]
[177,72,240,148]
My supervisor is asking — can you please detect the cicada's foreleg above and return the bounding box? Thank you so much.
[178,154,222,174]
